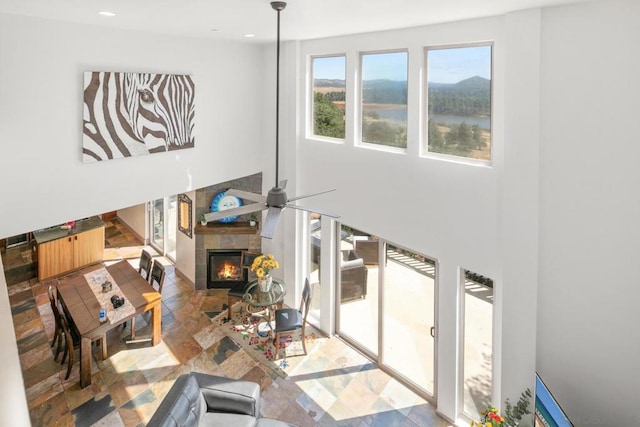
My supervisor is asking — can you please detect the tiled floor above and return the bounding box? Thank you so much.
[3,218,452,427]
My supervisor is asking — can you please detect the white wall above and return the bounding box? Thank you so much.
[292,2,640,425]
[175,190,196,283]
[294,15,515,422]
[0,257,30,426]
[118,204,147,242]
[0,14,266,239]
[538,1,640,426]
[0,13,266,421]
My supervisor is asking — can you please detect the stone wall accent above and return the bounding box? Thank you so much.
[194,173,262,289]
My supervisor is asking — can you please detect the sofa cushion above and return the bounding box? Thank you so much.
[255,418,299,427]
[200,412,257,427]
[147,374,205,427]
[193,372,260,417]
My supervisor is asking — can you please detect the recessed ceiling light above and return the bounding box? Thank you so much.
[98,11,116,17]
[243,34,255,38]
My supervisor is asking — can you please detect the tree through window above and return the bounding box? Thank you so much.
[426,44,492,161]
[311,55,346,139]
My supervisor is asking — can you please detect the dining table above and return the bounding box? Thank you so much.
[56,259,162,388]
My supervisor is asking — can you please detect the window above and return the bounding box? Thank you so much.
[425,44,492,161]
[360,51,408,149]
[307,213,322,326]
[462,269,494,420]
[311,55,346,139]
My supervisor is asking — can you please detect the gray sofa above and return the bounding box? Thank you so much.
[147,372,297,427]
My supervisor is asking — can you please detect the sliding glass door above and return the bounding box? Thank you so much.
[335,225,436,400]
[336,226,379,356]
[382,244,436,396]
[149,195,177,261]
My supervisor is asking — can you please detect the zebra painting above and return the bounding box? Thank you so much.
[83,71,195,162]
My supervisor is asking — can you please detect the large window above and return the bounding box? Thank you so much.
[462,269,494,420]
[425,44,492,161]
[311,55,346,139]
[360,51,408,149]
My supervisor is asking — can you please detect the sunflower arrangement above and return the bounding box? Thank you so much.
[470,405,505,427]
[250,254,279,278]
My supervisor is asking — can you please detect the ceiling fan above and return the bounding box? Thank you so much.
[204,1,337,239]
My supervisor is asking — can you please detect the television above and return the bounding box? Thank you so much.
[535,374,573,427]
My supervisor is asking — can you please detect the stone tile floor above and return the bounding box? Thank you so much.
[4,219,452,426]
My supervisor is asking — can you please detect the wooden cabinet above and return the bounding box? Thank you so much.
[38,226,105,281]
[73,227,104,269]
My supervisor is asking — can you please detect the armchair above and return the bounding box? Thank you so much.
[340,250,368,302]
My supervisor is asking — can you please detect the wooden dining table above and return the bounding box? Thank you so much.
[56,260,162,388]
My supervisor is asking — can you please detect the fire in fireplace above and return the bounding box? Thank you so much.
[207,249,248,289]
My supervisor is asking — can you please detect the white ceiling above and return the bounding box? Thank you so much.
[0,0,597,43]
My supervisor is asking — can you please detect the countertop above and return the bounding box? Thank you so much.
[33,216,106,245]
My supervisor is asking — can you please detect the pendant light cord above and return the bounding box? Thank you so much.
[274,5,281,188]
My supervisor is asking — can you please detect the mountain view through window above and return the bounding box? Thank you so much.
[361,51,408,149]
[426,45,492,161]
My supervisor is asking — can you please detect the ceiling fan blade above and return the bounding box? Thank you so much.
[287,188,335,203]
[261,206,283,239]
[279,179,288,189]
[226,189,267,204]
[288,204,340,218]
[203,203,266,222]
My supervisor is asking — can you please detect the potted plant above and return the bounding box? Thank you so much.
[200,214,207,226]
[248,214,258,227]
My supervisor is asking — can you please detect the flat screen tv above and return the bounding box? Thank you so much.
[535,374,573,427]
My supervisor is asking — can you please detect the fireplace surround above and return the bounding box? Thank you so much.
[207,249,248,289]
[194,173,262,290]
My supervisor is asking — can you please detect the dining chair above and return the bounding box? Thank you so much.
[47,285,64,361]
[138,249,153,281]
[130,259,165,340]
[226,250,258,321]
[226,281,252,321]
[57,302,108,380]
[149,260,166,294]
[273,278,312,359]
[125,249,154,334]
[57,302,80,380]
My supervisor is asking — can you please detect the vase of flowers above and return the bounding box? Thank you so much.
[471,405,505,427]
[251,254,279,292]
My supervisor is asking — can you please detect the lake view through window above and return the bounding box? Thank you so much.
[426,44,492,161]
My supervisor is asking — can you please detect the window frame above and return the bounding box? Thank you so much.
[422,42,494,166]
[357,48,409,153]
[308,53,348,143]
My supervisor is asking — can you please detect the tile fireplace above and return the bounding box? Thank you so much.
[194,173,262,290]
[207,249,248,289]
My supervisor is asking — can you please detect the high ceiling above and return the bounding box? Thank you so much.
[0,0,596,43]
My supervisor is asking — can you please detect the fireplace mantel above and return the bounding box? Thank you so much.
[195,221,259,235]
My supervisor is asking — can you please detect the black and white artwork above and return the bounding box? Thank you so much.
[83,71,195,162]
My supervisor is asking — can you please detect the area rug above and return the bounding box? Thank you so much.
[212,303,326,378]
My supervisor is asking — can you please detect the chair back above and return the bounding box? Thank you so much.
[299,278,312,321]
[149,260,166,294]
[57,302,74,343]
[48,285,63,327]
[139,250,153,281]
